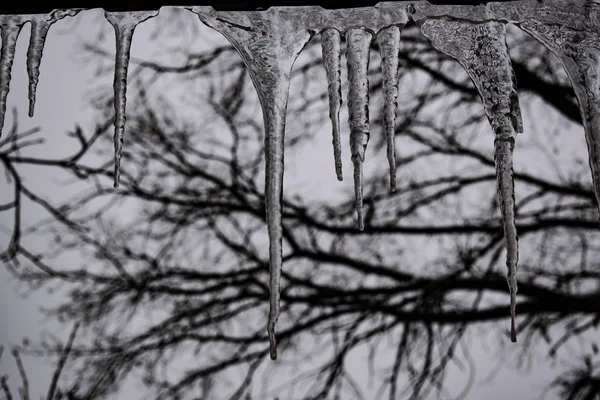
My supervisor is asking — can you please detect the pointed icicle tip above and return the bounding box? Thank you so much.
[268,323,277,360]
[26,11,79,118]
[321,28,344,181]
[511,320,517,343]
[495,131,519,345]
[345,27,372,230]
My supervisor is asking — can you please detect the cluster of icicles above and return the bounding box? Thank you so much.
[1,1,599,360]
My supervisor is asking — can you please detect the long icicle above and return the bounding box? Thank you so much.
[321,28,344,181]
[495,127,518,342]
[190,7,314,359]
[0,16,26,137]
[105,10,158,189]
[27,10,79,117]
[376,25,402,192]
[346,27,372,231]
[420,18,522,341]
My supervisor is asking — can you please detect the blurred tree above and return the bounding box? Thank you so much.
[1,8,600,400]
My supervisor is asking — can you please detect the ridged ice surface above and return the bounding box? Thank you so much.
[346,27,372,231]
[190,6,314,360]
[0,16,26,137]
[376,25,402,192]
[321,28,344,181]
[105,10,159,189]
[3,0,600,358]
[27,10,79,117]
[518,20,600,219]
[420,18,522,341]
[411,0,600,214]
[495,127,518,342]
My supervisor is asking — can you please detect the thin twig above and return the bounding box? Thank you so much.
[46,322,80,400]
[0,375,13,400]
[12,350,29,400]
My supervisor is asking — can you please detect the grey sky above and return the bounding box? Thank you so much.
[0,7,588,400]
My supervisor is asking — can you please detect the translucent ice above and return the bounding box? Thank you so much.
[346,27,372,231]
[190,6,314,360]
[26,10,79,117]
[420,19,522,341]
[495,128,518,342]
[518,19,600,220]
[105,10,159,189]
[321,28,343,181]
[376,25,402,192]
[0,15,26,137]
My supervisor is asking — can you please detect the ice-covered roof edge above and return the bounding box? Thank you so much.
[0,0,552,15]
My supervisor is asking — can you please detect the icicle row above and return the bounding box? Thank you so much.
[420,18,522,341]
[0,16,26,137]
[376,25,402,192]
[105,10,158,189]
[345,27,372,231]
[320,28,344,181]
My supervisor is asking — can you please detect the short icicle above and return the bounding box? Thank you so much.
[27,10,79,118]
[376,25,402,192]
[105,10,159,189]
[321,28,344,181]
[420,18,522,342]
[345,27,372,231]
[190,7,314,360]
[0,16,26,137]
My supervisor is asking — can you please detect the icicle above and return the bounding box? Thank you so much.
[0,16,26,138]
[376,25,402,192]
[105,10,159,189]
[26,10,79,118]
[420,19,522,342]
[321,28,343,181]
[518,20,600,219]
[190,7,314,360]
[345,27,372,231]
[495,126,518,343]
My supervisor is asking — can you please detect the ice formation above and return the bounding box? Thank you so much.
[189,6,314,360]
[27,10,79,117]
[320,28,344,181]
[105,10,159,188]
[0,11,78,137]
[517,21,600,218]
[419,18,522,341]
[3,0,600,356]
[376,25,402,192]
[346,27,373,231]
[0,16,26,137]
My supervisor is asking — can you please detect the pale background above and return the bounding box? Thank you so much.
[0,7,584,399]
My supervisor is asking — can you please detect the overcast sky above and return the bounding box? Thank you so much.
[0,7,585,399]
